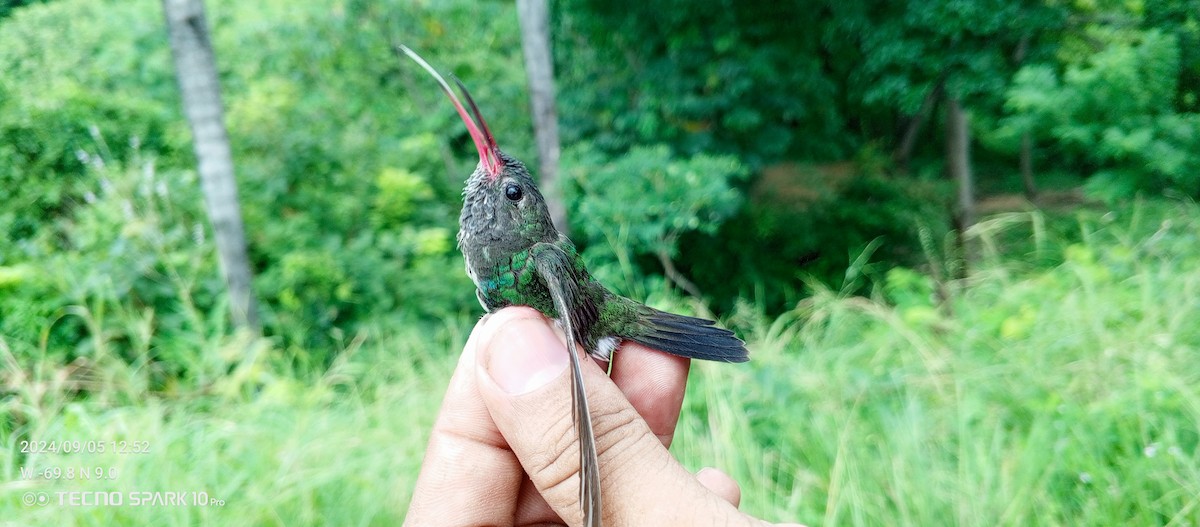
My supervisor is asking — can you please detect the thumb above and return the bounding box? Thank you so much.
[473,307,753,526]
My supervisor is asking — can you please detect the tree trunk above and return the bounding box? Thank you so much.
[946,97,976,266]
[656,246,703,300]
[1013,33,1038,201]
[1019,132,1037,200]
[163,0,260,331]
[893,74,946,173]
[517,0,569,234]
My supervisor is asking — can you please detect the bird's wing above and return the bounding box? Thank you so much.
[531,242,602,527]
[627,305,749,362]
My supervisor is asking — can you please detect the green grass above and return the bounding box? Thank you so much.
[4,200,1200,526]
[1,321,465,526]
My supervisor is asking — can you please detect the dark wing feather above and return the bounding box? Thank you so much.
[531,242,603,527]
[629,307,749,363]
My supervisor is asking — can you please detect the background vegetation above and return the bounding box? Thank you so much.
[2,0,1198,525]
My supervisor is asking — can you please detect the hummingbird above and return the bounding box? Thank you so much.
[401,46,749,527]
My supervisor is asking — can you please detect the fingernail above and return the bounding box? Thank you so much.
[484,317,569,394]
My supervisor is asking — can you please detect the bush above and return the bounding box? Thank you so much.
[0,0,517,360]
[682,171,950,315]
[1003,29,1200,199]
[563,143,747,292]
[0,156,224,381]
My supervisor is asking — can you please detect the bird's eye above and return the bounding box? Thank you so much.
[504,183,523,201]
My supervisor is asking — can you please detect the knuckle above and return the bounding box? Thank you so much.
[593,402,661,478]
[523,392,660,510]
[525,408,586,501]
[593,404,645,453]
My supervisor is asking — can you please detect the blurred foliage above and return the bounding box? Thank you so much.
[554,0,843,162]
[835,0,1064,121]
[686,171,950,314]
[0,0,508,361]
[0,154,225,385]
[1,0,1199,372]
[564,144,747,287]
[0,0,47,19]
[1003,27,1200,199]
[5,200,1198,525]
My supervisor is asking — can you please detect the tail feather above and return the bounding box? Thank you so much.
[628,307,749,363]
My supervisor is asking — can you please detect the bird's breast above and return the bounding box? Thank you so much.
[471,249,557,315]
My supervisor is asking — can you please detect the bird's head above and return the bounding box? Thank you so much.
[400,46,556,254]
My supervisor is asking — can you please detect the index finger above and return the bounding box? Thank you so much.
[608,341,691,448]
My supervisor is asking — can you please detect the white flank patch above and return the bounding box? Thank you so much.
[551,319,620,361]
[593,336,620,361]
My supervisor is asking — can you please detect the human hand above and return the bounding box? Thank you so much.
[404,306,804,526]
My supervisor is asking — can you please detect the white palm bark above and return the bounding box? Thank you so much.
[163,0,260,330]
